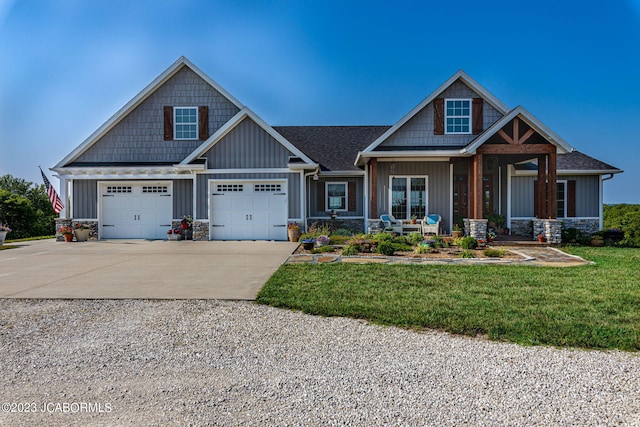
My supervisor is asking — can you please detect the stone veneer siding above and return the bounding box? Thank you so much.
[512,218,600,240]
[192,220,209,241]
[54,218,73,242]
[464,219,488,241]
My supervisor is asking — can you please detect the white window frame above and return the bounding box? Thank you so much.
[556,180,567,218]
[445,98,472,135]
[325,182,348,211]
[388,175,429,221]
[174,107,198,140]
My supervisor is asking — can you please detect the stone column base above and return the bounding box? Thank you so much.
[465,219,488,241]
[533,219,562,244]
[192,220,209,241]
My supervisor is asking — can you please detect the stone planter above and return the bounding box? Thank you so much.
[0,230,7,245]
[74,229,90,242]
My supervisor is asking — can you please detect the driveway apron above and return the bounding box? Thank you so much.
[0,239,297,299]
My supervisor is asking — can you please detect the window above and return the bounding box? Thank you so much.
[326,182,347,211]
[174,107,198,140]
[390,177,427,220]
[445,99,471,134]
[556,181,567,218]
[255,184,282,192]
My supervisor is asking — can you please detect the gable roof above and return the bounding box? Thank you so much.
[55,56,244,168]
[464,106,574,154]
[274,126,390,171]
[361,70,510,154]
[181,108,318,167]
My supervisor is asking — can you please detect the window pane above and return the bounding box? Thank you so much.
[557,182,566,218]
[391,178,407,219]
[327,183,346,210]
[410,178,426,219]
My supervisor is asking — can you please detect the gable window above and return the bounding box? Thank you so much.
[175,107,198,140]
[390,176,427,220]
[326,182,347,211]
[445,99,471,134]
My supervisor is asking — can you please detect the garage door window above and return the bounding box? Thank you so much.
[106,186,132,193]
[254,183,282,192]
[142,186,168,193]
[216,184,244,192]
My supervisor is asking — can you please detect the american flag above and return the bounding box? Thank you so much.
[39,167,64,214]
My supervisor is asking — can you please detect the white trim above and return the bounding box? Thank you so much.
[318,170,365,176]
[513,169,622,176]
[59,176,68,218]
[55,56,244,168]
[363,164,369,233]
[556,180,568,219]
[174,106,198,140]
[463,106,573,155]
[388,175,429,221]
[181,107,317,167]
[299,171,305,229]
[197,168,293,175]
[444,98,472,135]
[361,70,509,156]
[511,216,600,220]
[325,182,348,212]
[355,150,466,166]
[57,173,190,180]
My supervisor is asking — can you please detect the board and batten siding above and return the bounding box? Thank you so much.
[308,178,364,217]
[203,118,293,169]
[196,173,301,219]
[375,162,451,232]
[73,180,98,218]
[511,175,599,217]
[380,81,503,148]
[72,179,193,219]
[72,67,240,165]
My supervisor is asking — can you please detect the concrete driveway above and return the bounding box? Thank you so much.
[0,239,297,299]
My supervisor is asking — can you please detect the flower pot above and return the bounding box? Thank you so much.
[452,230,463,239]
[64,233,73,242]
[537,234,546,243]
[74,229,90,242]
[0,230,7,245]
[410,219,416,225]
[302,240,314,250]
[288,229,301,242]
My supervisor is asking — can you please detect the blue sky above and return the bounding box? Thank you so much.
[1,0,638,203]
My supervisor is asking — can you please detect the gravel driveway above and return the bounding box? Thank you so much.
[1,300,638,426]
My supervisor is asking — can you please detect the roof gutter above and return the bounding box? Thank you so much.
[355,149,468,166]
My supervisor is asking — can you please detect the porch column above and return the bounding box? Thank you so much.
[537,155,547,218]
[58,176,68,219]
[546,150,557,219]
[473,153,483,219]
[369,158,378,219]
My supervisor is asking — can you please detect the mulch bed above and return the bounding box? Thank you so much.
[293,245,525,260]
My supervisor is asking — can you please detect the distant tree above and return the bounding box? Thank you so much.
[0,174,56,239]
[604,204,640,247]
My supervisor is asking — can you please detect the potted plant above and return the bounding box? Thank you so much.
[316,235,330,247]
[0,223,11,245]
[59,225,74,242]
[287,223,301,242]
[487,231,496,243]
[410,215,417,225]
[301,238,315,250]
[452,224,463,238]
[74,223,91,242]
[537,233,546,243]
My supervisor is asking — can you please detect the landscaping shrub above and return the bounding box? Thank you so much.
[604,204,640,247]
[407,232,424,245]
[484,248,506,258]
[332,228,353,236]
[377,241,395,256]
[374,232,393,242]
[341,244,359,256]
[347,236,376,253]
[459,250,476,258]
[311,246,336,254]
[561,227,583,244]
[390,242,413,252]
[460,236,478,249]
[414,244,430,254]
[329,235,351,245]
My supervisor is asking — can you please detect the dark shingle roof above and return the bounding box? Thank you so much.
[274,126,390,171]
[515,151,621,172]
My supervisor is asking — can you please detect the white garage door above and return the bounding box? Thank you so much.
[100,182,173,239]
[210,180,287,240]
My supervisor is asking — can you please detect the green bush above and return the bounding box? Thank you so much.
[460,236,478,249]
[374,232,393,242]
[332,228,353,236]
[311,246,336,254]
[459,250,476,258]
[414,244,430,254]
[329,235,351,245]
[391,242,413,252]
[407,232,424,245]
[341,244,360,256]
[484,248,506,258]
[377,241,395,256]
[604,204,640,247]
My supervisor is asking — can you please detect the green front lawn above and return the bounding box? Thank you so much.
[257,247,640,351]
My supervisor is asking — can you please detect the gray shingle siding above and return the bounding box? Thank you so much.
[204,118,293,168]
[380,81,503,148]
[73,67,240,165]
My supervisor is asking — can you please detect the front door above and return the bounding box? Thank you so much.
[453,174,494,222]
